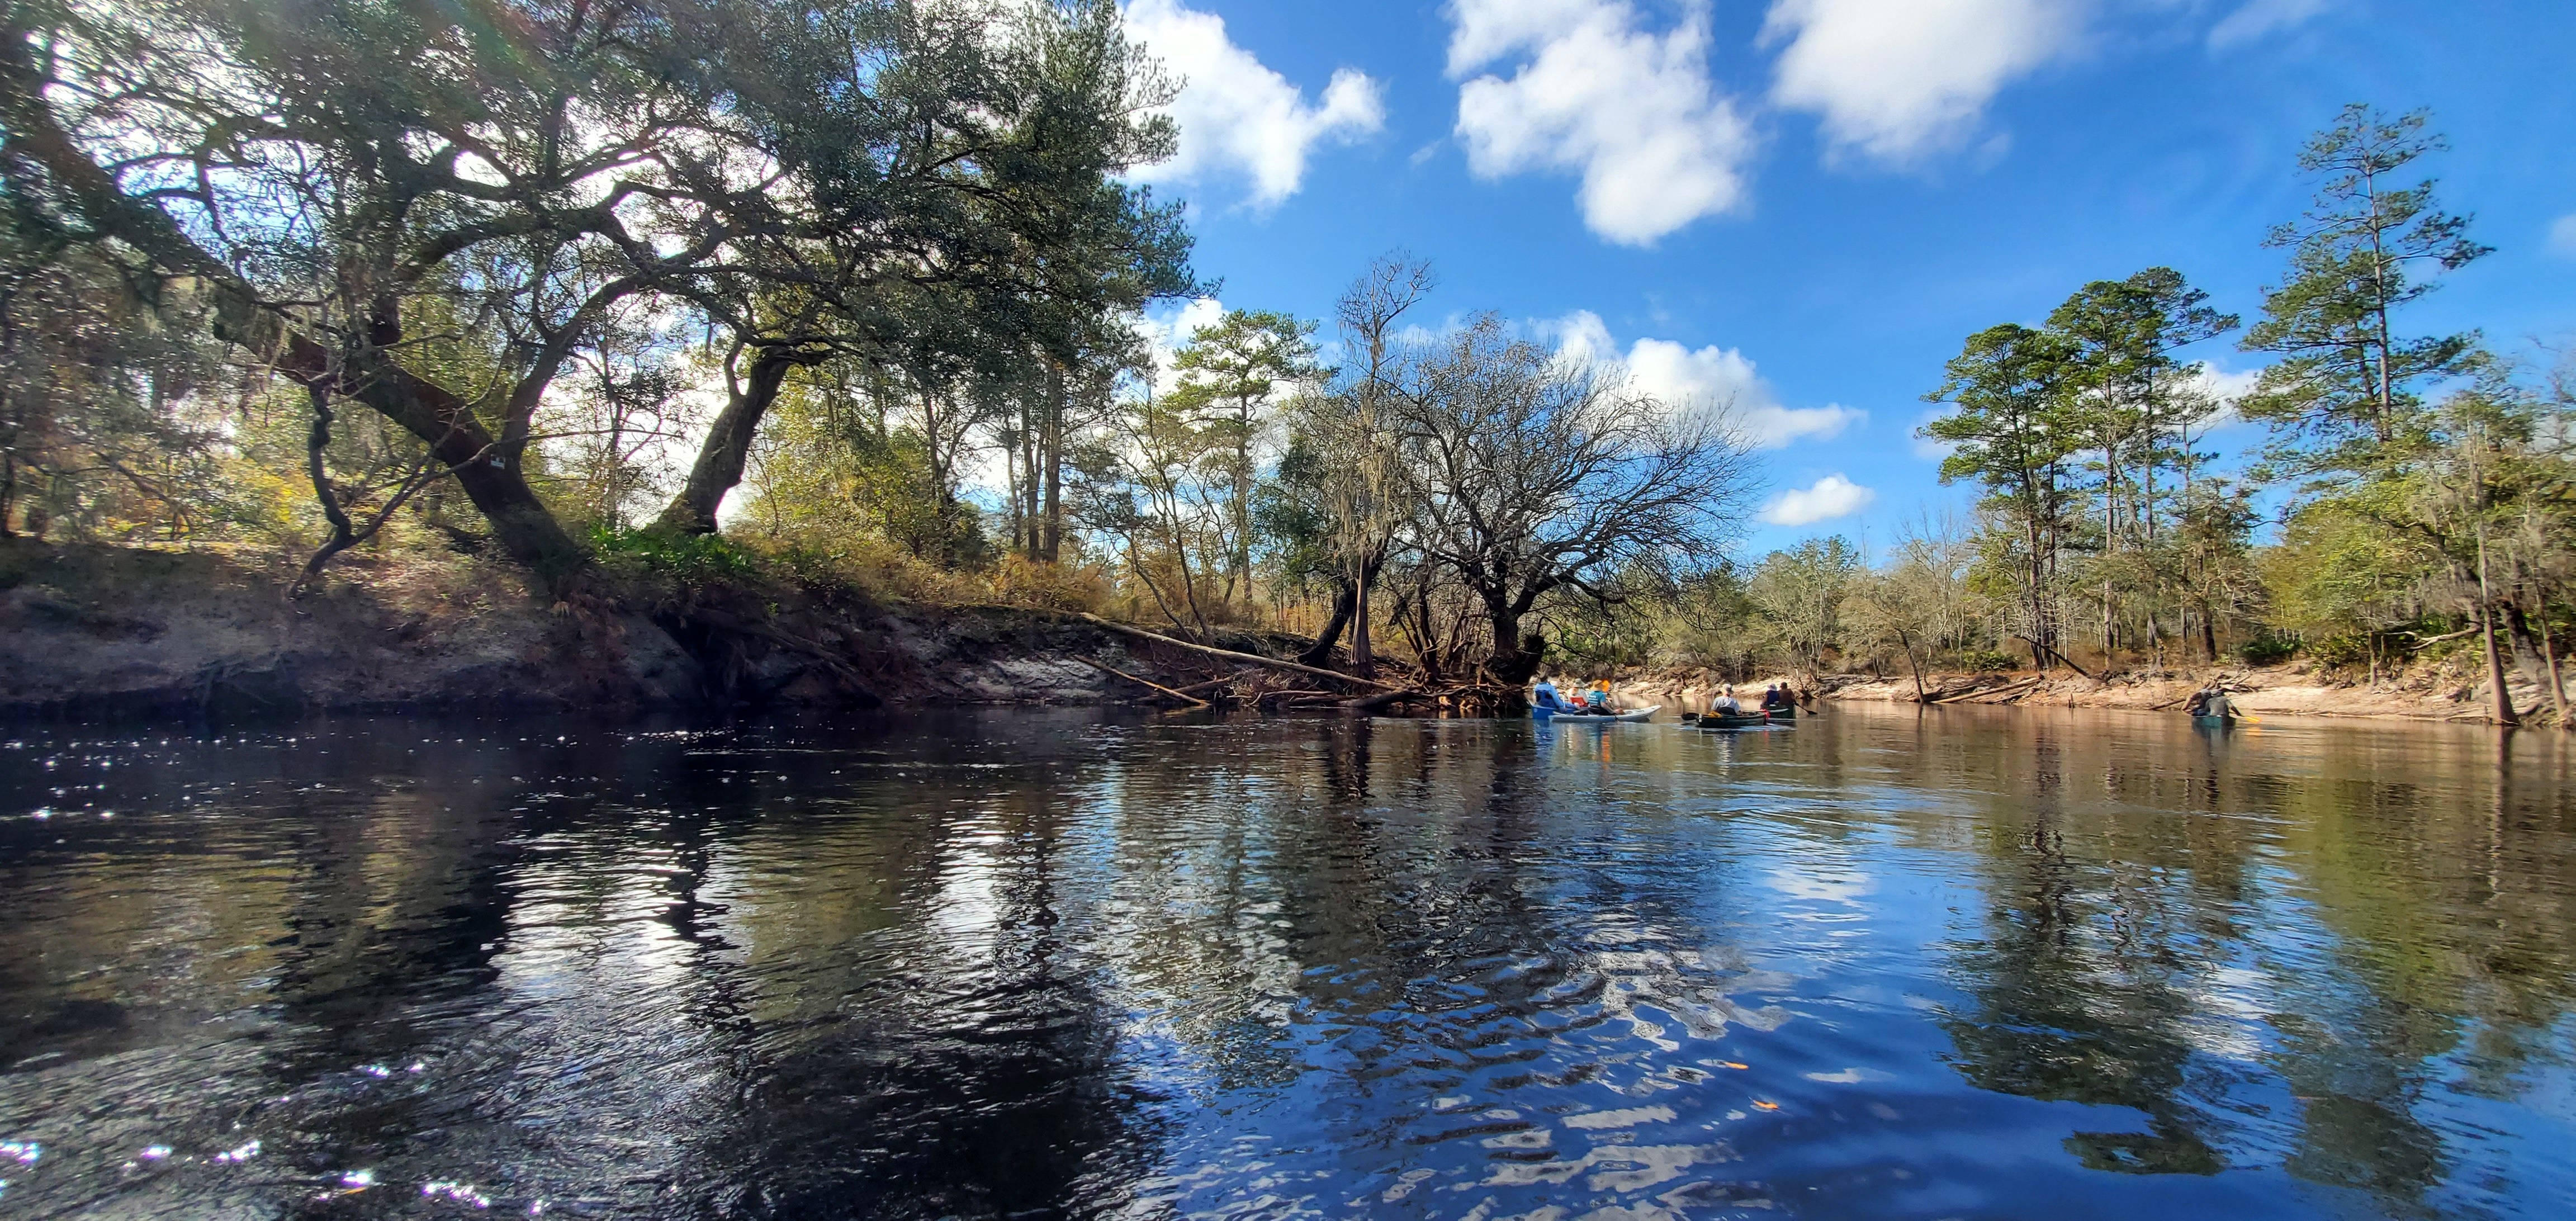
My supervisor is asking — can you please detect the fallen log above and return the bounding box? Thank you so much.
[1339,688,1425,712]
[1073,613,1407,691]
[1072,656,1210,707]
[1169,669,1259,697]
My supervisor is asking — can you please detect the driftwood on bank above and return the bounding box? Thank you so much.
[1928,676,2046,704]
[1072,613,1409,691]
[1073,656,1210,707]
[1169,670,1259,697]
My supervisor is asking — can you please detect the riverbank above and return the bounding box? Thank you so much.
[0,540,1276,717]
[1600,656,2548,726]
[6,539,2548,725]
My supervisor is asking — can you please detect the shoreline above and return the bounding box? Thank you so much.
[1603,666,2541,728]
[4,540,2547,728]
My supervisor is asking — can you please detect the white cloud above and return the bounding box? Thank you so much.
[1911,409,1958,462]
[2550,213,2576,258]
[2209,0,2333,49]
[1447,0,1757,245]
[2183,359,2265,429]
[1125,0,1385,209]
[1550,311,1863,448]
[1761,474,1877,526]
[1135,296,1228,393]
[1763,0,2077,164]
[2188,360,2262,404]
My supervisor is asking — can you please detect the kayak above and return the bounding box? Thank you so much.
[2193,714,2236,728]
[1535,704,1660,722]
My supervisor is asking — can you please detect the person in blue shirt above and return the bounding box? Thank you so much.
[1531,678,1570,712]
[1588,683,1614,714]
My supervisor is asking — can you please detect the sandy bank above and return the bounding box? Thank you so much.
[1601,663,2543,726]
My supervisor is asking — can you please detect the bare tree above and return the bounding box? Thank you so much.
[1390,315,1760,690]
[1284,253,1435,672]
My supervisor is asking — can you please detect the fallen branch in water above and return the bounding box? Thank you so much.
[1339,688,1426,712]
[1073,613,1406,690]
[1073,656,1210,707]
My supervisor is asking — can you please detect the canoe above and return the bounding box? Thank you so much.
[1536,704,1659,722]
[1693,711,1797,730]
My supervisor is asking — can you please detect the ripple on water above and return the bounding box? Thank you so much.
[0,708,2570,1218]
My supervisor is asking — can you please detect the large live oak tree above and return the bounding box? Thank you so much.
[0,0,1192,589]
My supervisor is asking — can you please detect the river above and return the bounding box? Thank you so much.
[1,707,2570,1219]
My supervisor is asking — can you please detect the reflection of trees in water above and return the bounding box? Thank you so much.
[2246,731,2576,1210]
[670,709,1164,1218]
[1936,720,2230,1175]
[12,709,2574,1217]
[1066,716,1775,1209]
[0,713,1168,1218]
[1919,711,2576,1209]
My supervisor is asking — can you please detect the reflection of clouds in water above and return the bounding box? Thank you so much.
[1765,865,1874,902]
[926,821,1007,950]
[14,709,2569,1218]
[2180,965,2276,1062]
[1480,1138,1741,1191]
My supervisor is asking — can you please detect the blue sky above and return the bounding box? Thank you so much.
[1115,0,2576,556]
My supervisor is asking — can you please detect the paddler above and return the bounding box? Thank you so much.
[1531,676,1572,712]
[2187,686,2234,720]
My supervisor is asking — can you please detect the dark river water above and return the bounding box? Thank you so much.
[2,707,2572,1219]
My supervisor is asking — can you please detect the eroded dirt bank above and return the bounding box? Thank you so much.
[0,542,1272,718]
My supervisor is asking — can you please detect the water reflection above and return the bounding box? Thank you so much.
[0,708,2570,1218]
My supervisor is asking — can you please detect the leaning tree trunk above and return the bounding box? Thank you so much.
[656,348,801,536]
[1299,578,1357,669]
[1301,549,1386,670]
[331,342,590,585]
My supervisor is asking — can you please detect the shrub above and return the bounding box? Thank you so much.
[591,526,760,586]
[2238,636,2298,666]
[2308,633,2373,668]
[1959,649,2021,673]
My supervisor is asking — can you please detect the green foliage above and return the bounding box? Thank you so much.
[2308,633,2375,668]
[2260,495,2438,638]
[591,526,761,586]
[1961,649,2023,673]
[2239,636,2299,666]
[2239,105,2490,480]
